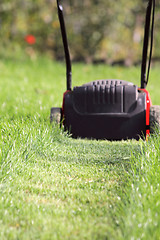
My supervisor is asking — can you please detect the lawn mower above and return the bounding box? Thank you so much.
[51,0,160,140]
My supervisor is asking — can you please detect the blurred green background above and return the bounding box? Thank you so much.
[0,0,160,65]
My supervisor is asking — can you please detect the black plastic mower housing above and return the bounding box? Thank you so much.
[62,79,146,140]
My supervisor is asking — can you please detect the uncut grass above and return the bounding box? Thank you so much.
[116,131,160,240]
[0,54,159,239]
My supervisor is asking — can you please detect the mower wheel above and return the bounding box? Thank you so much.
[150,105,160,133]
[50,107,62,124]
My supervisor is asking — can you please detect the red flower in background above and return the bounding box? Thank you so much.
[25,35,36,45]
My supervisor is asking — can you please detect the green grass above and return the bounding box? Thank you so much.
[0,54,160,239]
[118,132,160,240]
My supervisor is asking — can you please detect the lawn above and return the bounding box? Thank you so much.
[0,54,160,240]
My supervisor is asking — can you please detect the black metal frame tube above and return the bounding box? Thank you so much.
[146,0,155,86]
[57,0,72,91]
[141,0,155,89]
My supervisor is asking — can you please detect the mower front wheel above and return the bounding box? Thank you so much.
[150,105,160,133]
[50,107,62,124]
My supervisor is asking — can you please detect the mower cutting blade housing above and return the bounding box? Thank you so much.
[62,80,146,140]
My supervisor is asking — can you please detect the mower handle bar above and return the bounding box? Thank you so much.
[56,0,72,91]
[141,0,155,89]
[56,0,155,90]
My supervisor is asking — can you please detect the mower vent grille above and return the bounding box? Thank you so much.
[73,79,137,114]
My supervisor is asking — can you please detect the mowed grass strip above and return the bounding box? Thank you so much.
[1,116,139,239]
[0,55,159,239]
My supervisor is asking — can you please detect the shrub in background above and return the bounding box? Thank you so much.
[0,0,160,64]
